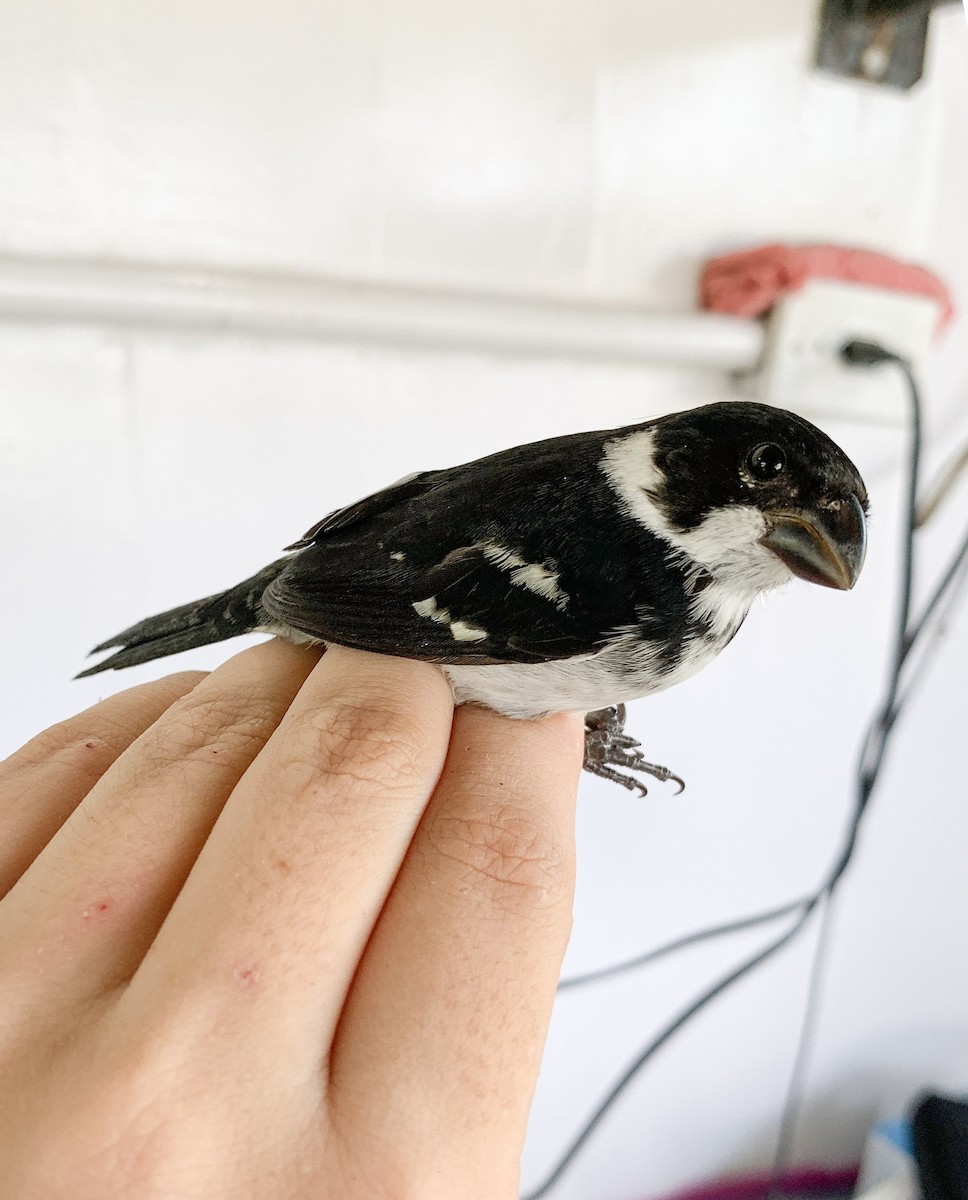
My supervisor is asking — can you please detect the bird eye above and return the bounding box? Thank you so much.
[747,443,786,481]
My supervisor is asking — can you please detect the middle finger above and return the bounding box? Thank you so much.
[112,647,454,1079]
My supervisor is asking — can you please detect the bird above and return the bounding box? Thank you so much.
[78,401,868,793]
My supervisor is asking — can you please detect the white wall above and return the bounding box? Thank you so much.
[2,3,967,1197]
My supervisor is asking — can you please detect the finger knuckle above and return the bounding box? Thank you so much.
[3,720,110,770]
[54,736,122,790]
[10,719,78,764]
[425,803,567,913]
[0,733,128,808]
[288,697,436,795]
[137,690,278,769]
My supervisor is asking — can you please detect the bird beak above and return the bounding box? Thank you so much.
[761,493,867,591]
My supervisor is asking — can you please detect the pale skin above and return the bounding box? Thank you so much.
[0,640,583,1200]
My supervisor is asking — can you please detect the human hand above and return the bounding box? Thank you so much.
[0,640,582,1199]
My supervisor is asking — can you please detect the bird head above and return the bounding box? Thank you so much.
[602,402,869,596]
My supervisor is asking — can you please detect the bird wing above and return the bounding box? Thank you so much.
[263,536,601,664]
[262,434,653,666]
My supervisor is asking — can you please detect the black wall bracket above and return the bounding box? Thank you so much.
[815,0,956,90]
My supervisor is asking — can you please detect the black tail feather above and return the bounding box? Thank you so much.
[76,625,227,677]
[77,558,291,678]
[87,592,231,655]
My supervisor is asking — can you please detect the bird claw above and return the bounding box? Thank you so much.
[582,704,685,796]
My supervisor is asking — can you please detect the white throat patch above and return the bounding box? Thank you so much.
[600,428,791,596]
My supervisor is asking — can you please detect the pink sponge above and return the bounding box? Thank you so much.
[700,243,954,332]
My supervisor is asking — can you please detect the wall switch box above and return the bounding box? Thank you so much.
[756,279,942,425]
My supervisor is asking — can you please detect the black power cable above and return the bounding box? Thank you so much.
[524,346,968,1200]
[767,343,921,1194]
[556,896,811,991]
[525,905,819,1199]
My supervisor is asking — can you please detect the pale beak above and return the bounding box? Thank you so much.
[761,493,867,591]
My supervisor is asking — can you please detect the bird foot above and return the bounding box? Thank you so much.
[582,705,685,797]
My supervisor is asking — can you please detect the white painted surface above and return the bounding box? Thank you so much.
[2,4,968,1199]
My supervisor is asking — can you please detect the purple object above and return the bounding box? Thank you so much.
[649,1164,861,1200]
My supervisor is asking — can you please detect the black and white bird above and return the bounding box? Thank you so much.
[79,401,868,792]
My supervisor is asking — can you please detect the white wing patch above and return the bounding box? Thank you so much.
[412,596,487,643]
[480,543,570,611]
[449,620,488,643]
[413,596,451,625]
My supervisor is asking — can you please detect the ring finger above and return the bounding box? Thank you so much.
[0,671,207,896]
[0,639,320,1014]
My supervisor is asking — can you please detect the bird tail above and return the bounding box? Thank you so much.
[76,558,292,678]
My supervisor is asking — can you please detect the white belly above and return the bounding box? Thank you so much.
[443,626,732,719]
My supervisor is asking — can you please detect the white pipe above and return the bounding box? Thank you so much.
[0,256,764,372]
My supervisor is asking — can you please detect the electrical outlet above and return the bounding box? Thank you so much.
[756,279,942,424]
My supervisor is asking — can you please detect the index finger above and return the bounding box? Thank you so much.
[111,647,455,1070]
